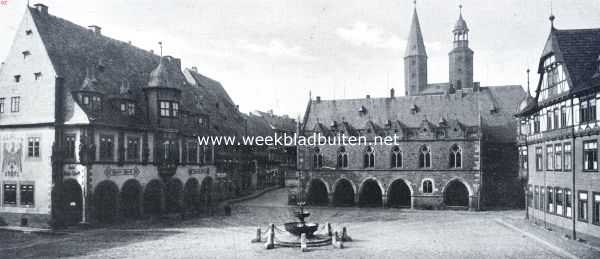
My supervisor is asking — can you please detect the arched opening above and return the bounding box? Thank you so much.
[165,178,183,214]
[333,179,354,206]
[94,181,119,223]
[359,179,382,207]
[444,180,470,207]
[61,179,83,225]
[121,179,142,219]
[184,178,200,215]
[143,179,164,215]
[387,179,411,208]
[199,177,213,213]
[306,179,329,205]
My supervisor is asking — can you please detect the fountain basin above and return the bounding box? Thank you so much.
[283,222,319,237]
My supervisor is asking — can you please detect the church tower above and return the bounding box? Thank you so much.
[404,6,428,96]
[449,5,473,90]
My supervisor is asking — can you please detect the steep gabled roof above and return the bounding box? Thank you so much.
[543,28,600,94]
[405,8,427,57]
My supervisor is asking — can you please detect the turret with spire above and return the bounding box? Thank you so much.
[449,4,474,90]
[404,1,428,96]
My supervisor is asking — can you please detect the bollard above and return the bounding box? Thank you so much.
[341,226,352,242]
[251,227,261,243]
[332,231,344,249]
[300,233,308,252]
[326,222,332,237]
[265,224,275,249]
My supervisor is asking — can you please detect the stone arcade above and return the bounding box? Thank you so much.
[298,6,526,210]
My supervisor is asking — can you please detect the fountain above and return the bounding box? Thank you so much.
[283,202,319,237]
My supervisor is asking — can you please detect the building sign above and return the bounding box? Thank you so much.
[216,172,227,178]
[189,168,209,176]
[104,166,141,178]
[2,138,23,177]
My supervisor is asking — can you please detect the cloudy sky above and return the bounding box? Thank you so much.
[1,0,599,117]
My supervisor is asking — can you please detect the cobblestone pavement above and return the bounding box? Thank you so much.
[1,187,600,258]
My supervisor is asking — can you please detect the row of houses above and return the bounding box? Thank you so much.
[0,4,295,227]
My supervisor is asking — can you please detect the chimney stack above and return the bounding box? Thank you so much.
[33,3,48,15]
[390,88,395,98]
[316,96,321,103]
[88,25,102,36]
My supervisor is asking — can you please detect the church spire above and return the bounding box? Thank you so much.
[405,6,427,58]
[404,3,428,96]
[449,4,474,90]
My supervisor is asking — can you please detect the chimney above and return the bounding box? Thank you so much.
[390,88,395,98]
[88,25,101,36]
[366,94,370,99]
[33,3,48,15]
[316,96,321,103]
[191,66,198,72]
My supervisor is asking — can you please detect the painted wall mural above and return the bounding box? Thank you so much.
[2,138,23,177]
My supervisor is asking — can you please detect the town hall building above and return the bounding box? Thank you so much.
[298,6,526,210]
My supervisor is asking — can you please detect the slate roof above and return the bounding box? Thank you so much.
[253,110,296,133]
[28,6,259,137]
[405,8,427,57]
[551,28,600,94]
[303,86,525,143]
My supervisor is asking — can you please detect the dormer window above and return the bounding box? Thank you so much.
[120,102,135,116]
[34,72,42,80]
[540,54,568,100]
[81,94,102,112]
[14,75,21,83]
[22,51,31,59]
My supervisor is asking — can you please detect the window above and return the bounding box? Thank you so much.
[535,147,543,171]
[186,141,198,163]
[0,98,4,113]
[564,143,572,171]
[22,51,31,59]
[534,115,540,133]
[560,106,567,128]
[546,145,553,170]
[3,184,17,205]
[554,144,562,170]
[594,193,600,225]
[540,56,568,100]
[553,108,559,129]
[419,145,431,168]
[127,103,135,116]
[82,96,90,105]
[126,137,140,161]
[580,98,597,124]
[547,187,554,213]
[566,189,572,218]
[422,180,433,193]
[14,75,21,83]
[540,187,546,211]
[363,146,375,168]
[583,141,598,171]
[534,186,539,209]
[20,184,34,206]
[159,101,179,118]
[337,146,348,168]
[34,72,42,80]
[65,135,76,160]
[10,96,20,112]
[547,110,553,130]
[91,96,102,112]
[160,139,179,163]
[27,137,40,158]
[25,29,33,35]
[449,144,462,168]
[390,146,402,168]
[579,191,588,221]
[99,135,114,161]
[312,147,323,169]
[556,188,564,216]
[519,146,528,170]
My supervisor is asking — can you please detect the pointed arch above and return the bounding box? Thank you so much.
[94,180,119,223]
[121,179,142,219]
[306,178,329,205]
[358,178,383,207]
[387,178,412,208]
[332,178,355,206]
[449,144,462,168]
[419,145,431,168]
